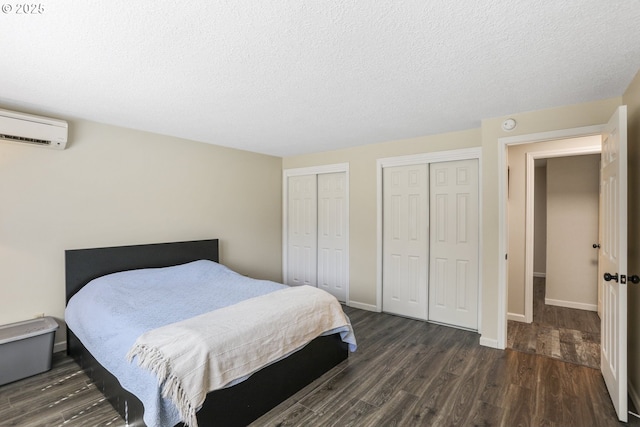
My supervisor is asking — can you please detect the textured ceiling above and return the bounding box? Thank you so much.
[1,1,640,157]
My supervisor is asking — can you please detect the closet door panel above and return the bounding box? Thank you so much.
[317,173,348,301]
[382,164,429,320]
[428,159,479,330]
[287,174,318,286]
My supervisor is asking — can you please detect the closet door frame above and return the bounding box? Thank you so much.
[283,163,350,303]
[376,148,482,329]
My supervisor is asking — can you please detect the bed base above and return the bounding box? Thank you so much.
[68,330,347,427]
[65,239,348,426]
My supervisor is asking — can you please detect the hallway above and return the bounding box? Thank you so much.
[507,277,600,369]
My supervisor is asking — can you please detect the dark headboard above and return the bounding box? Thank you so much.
[65,239,219,303]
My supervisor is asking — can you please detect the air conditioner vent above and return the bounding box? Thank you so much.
[0,109,68,150]
[0,133,52,146]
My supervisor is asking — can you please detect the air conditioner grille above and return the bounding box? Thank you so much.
[0,133,51,146]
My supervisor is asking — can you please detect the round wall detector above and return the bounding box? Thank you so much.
[502,118,517,132]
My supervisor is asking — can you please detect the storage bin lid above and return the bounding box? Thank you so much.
[0,317,59,345]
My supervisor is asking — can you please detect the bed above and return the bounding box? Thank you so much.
[64,239,354,427]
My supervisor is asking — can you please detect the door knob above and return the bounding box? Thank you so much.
[593,243,601,248]
[630,275,640,284]
[604,272,618,282]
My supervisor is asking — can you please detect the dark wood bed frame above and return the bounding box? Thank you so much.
[65,239,348,427]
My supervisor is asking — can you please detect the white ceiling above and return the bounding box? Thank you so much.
[1,1,640,157]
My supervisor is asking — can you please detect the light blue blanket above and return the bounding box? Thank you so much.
[65,260,356,427]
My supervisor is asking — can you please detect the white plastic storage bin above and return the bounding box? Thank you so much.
[0,317,59,385]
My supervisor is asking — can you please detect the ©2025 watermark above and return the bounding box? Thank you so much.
[2,3,45,14]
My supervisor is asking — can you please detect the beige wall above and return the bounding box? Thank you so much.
[624,70,640,407]
[534,164,547,275]
[481,97,621,344]
[284,97,622,345]
[545,155,600,309]
[3,73,636,358]
[506,136,601,318]
[283,129,481,307]
[0,114,283,349]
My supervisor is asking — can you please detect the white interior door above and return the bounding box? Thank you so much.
[287,174,317,286]
[428,159,479,329]
[317,173,348,301]
[600,105,628,422]
[598,160,604,319]
[382,164,429,320]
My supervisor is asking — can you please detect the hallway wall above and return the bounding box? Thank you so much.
[545,154,600,310]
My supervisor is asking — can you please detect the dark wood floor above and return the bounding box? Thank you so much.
[0,305,634,426]
[507,277,601,369]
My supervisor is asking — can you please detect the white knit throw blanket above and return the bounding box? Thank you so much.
[126,285,351,427]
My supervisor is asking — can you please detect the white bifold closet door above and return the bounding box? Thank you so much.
[287,174,318,287]
[382,164,429,320]
[317,173,348,301]
[382,159,479,330]
[287,172,348,302]
[428,159,479,330]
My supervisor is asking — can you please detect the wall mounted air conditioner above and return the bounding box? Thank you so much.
[0,108,68,150]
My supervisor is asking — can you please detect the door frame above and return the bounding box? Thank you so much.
[497,125,605,348]
[282,163,350,302]
[521,144,601,323]
[376,147,483,327]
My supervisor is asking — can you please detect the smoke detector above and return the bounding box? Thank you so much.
[502,118,517,132]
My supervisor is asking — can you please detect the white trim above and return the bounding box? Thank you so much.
[377,147,482,167]
[524,144,601,323]
[498,124,605,349]
[497,142,508,350]
[507,312,527,322]
[499,125,605,146]
[376,147,483,331]
[533,272,546,278]
[54,340,66,353]
[282,164,350,304]
[347,301,379,312]
[479,336,499,349]
[376,162,383,313]
[545,298,597,312]
[524,153,534,324]
[477,154,484,335]
[283,163,350,177]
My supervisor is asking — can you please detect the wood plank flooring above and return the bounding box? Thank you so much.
[0,351,122,426]
[0,305,634,426]
[507,277,601,369]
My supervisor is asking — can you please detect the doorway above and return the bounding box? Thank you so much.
[506,148,601,368]
[497,107,630,422]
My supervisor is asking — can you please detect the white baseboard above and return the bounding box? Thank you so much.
[54,340,67,353]
[545,298,597,312]
[347,301,379,312]
[533,272,546,278]
[479,336,500,349]
[507,312,526,322]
